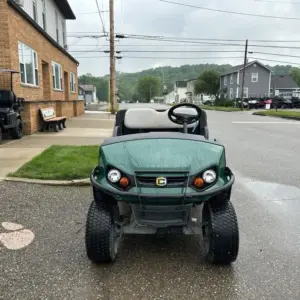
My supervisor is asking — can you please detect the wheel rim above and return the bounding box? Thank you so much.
[203,223,212,254]
[110,222,121,257]
[18,122,23,134]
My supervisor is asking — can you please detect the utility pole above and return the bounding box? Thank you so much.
[240,39,248,111]
[109,0,115,114]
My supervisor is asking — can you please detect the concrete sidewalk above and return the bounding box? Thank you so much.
[0,113,115,179]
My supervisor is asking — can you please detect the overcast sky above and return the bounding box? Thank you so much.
[66,0,300,77]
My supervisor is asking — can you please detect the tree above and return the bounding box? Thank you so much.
[194,70,221,100]
[136,76,162,102]
[290,67,300,86]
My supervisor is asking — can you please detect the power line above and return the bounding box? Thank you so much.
[72,55,300,65]
[95,0,106,33]
[160,0,300,20]
[68,32,300,43]
[73,56,245,59]
[69,50,245,53]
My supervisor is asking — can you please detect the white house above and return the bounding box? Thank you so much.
[174,81,187,103]
[186,78,215,104]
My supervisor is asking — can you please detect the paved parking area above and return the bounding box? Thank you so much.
[1,109,300,299]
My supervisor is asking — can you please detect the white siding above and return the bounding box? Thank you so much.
[17,0,67,48]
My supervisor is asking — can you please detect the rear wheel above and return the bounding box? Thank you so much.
[11,119,23,139]
[202,201,239,264]
[85,201,121,263]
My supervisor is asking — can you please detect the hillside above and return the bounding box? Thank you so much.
[79,63,297,101]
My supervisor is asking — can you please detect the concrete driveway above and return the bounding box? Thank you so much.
[1,110,300,299]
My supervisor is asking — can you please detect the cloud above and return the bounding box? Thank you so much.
[67,0,300,76]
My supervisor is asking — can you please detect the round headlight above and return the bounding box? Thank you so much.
[202,170,217,184]
[107,169,121,183]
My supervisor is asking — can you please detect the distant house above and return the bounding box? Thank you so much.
[270,75,300,97]
[174,81,187,103]
[79,84,97,105]
[186,78,215,104]
[220,60,272,99]
[165,91,176,104]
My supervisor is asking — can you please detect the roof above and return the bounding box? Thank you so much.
[8,0,79,65]
[175,81,187,88]
[187,78,198,82]
[53,0,76,20]
[271,75,299,89]
[220,60,271,76]
[79,85,96,92]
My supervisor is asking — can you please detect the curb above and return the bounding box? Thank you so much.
[4,177,90,186]
[252,112,300,121]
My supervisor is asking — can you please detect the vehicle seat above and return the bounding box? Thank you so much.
[113,107,208,139]
[0,90,15,109]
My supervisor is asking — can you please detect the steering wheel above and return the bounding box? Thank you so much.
[168,103,202,125]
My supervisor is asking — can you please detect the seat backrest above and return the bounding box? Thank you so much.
[124,108,199,130]
[40,107,56,121]
[0,90,15,108]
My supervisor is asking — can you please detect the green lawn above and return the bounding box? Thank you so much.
[168,103,242,111]
[9,145,99,180]
[253,110,300,119]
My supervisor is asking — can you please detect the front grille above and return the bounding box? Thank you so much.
[136,175,188,187]
[131,204,191,227]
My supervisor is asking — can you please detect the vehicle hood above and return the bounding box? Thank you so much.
[100,138,225,175]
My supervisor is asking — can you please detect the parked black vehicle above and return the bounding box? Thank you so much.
[0,69,25,141]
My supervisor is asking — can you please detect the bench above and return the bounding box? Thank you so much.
[39,107,67,132]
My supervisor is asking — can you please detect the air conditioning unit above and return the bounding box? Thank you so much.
[14,0,24,7]
[64,44,68,50]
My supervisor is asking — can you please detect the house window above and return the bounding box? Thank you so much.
[55,11,59,43]
[18,42,39,86]
[70,72,76,93]
[243,87,249,98]
[230,74,233,84]
[252,73,258,83]
[32,0,37,22]
[230,88,233,99]
[41,0,46,30]
[224,76,227,85]
[52,62,63,90]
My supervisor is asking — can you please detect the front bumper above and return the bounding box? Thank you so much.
[90,167,235,202]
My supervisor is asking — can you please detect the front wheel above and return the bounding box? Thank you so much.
[85,201,121,263]
[11,119,24,139]
[202,201,239,264]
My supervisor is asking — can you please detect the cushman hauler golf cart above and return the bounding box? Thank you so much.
[86,103,239,265]
[0,69,25,141]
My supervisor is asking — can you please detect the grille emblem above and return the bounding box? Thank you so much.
[156,177,167,187]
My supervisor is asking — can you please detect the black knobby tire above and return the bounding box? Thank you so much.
[85,201,120,263]
[58,122,64,130]
[11,119,24,139]
[202,201,239,264]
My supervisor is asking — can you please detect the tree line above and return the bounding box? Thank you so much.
[78,64,300,102]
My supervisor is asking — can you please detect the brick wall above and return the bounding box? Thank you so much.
[0,1,85,134]
[0,0,12,89]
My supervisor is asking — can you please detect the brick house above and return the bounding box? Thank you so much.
[0,0,84,134]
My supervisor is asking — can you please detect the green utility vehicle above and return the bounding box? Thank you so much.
[85,103,239,265]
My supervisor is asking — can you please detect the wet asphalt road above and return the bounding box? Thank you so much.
[1,109,300,300]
